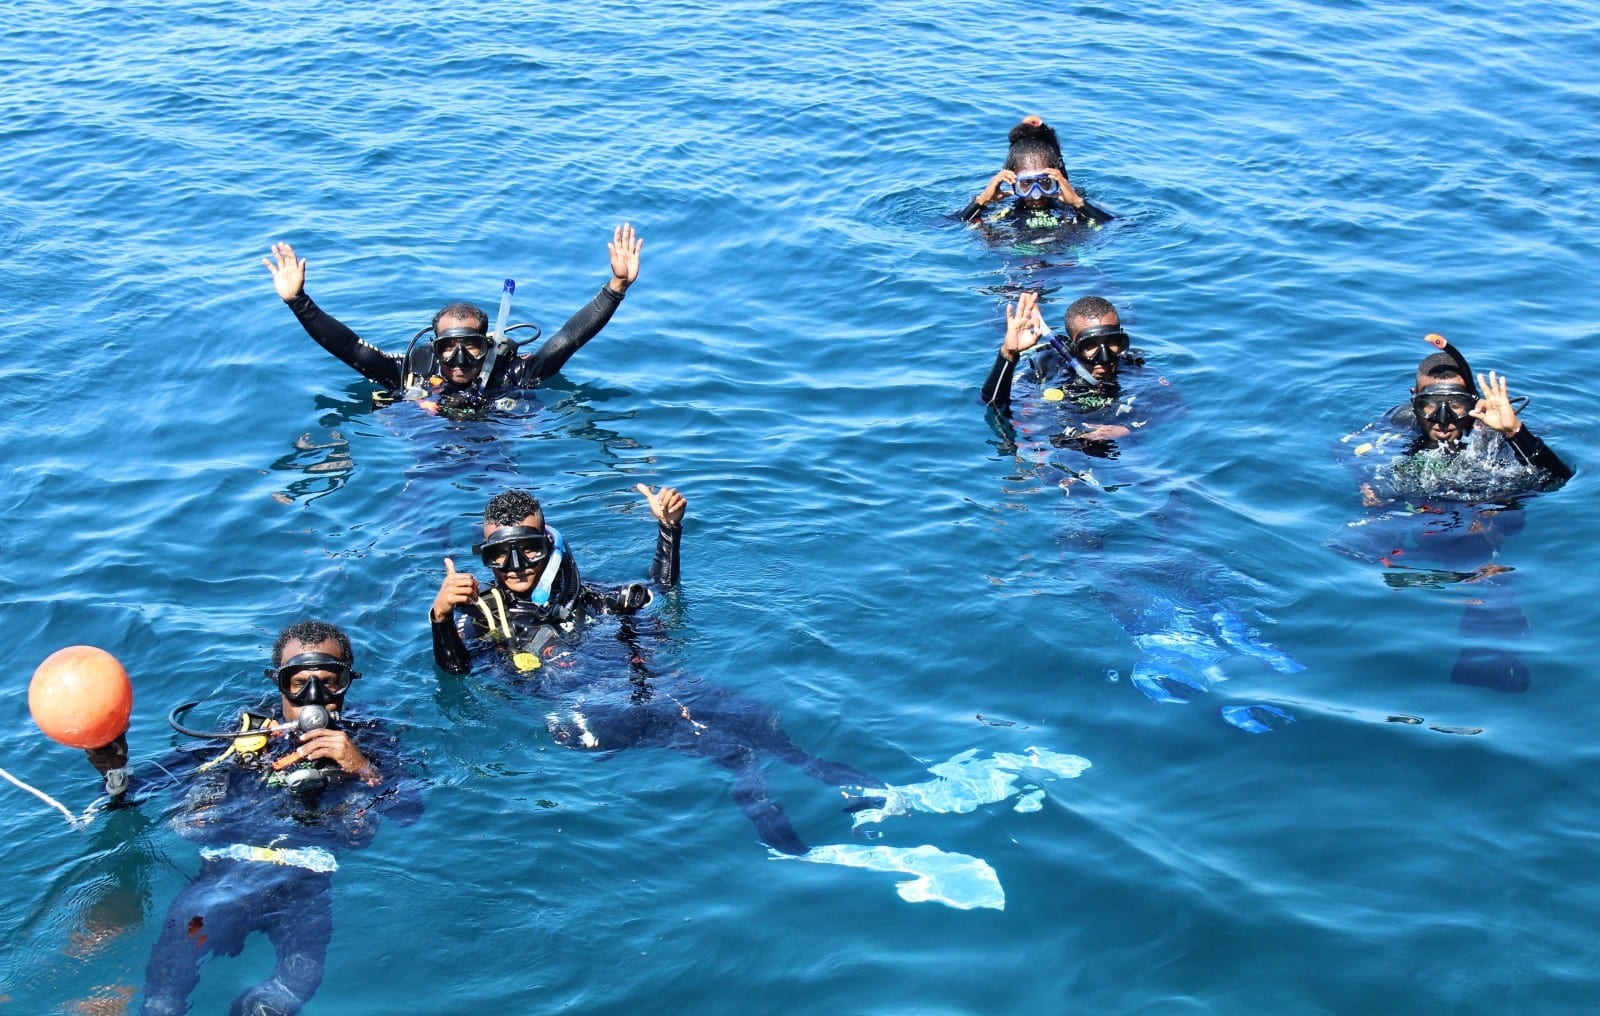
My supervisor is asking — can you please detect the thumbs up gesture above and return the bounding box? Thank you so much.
[430,557,481,623]
[635,484,687,527]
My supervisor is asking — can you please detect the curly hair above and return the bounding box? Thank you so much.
[484,489,544,526]
[272,620,354,667]
[1003,116,1066,173]
[1064,295,1118,335]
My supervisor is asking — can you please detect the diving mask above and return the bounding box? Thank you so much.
[474,525,552,572]
[1014,171,1062,199]
[434,327,489,370]
[266,652,359,706]
[1070,324,1130,366]
[1412,384,1477,430]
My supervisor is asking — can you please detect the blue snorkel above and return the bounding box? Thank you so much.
[530,525,568,608]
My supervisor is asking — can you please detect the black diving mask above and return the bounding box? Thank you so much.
[434,327,489,370]
[1071,324,1129,366]
[266,652,359,706]
[1412,384,1477,430]
[474,526,552,572]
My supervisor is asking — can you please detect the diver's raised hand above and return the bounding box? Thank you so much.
[1043,168,1085,209]
[262,242,306,301]
[635,483,687,527]
[975,168,1016,208]
[1470,371,1521,435]
[431,558,480,623]
[1001,290,1048,361]
[607,223,643,294]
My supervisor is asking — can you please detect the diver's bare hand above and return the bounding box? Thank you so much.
[1001,290,1048,361]
[1043,168,1084,209]
[431,557,480,623]
[262,242,306,301]
[976,169,1016,207]
[1077,424,1130,442]
[296,728,372,777]
[635,483,687,527]
[607,223,643,294]
[1470,371,1521,435]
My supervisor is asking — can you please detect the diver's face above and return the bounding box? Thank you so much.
[275,637,350,722]
[1412,377,1476,446]
[485,514,549,595]
[1013,159,1057,209]
[1068,311,1124,383]
[436,313,487,386]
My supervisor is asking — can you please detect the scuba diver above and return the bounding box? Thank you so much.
[429,486,884,856]
[981,290,1177,463]
[1332,335,1572,691]
[262,224,643,419]
[958,116,1115,232]
[80,621,421,1015]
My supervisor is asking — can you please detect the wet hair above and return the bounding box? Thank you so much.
[1064,295,1118,334]
[1003,116,1066,173]
[1416,352,1469,387]
[273,620,354,666]
[431,302,489,335]
[485,489,544,526]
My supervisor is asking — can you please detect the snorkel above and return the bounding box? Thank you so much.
[1413,333,1481,446]
[477,278,515,387]
[1423,333,1480,397]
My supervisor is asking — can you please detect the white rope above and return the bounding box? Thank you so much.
[0,763,83,829]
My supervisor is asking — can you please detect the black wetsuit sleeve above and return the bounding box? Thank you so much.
[651,521,682,589]
[580,520,682,615]
[506,285,625,386]
[430,612,472,675]
[980,351,1019,409]
[1075,198,1115,224]
[1507,426,1573,483]
[285,292,405,390]
[958,199,986,223]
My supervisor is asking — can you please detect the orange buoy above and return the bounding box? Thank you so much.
[28,646,133,749]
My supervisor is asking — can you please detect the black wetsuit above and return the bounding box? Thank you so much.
[140,710,420,1016]
[959,194,1115,228]
[431,520,880,855]
[1396,422,1572,485]
[283,283,625,396]
[1330,413,1572,693]
[981,340,1176,458]
[431,518,681,674]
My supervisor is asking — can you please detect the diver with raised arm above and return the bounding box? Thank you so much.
[262,224,643,418]
[1333,334,1572,692]
[428,485,886,856]
[981,290,1174,459]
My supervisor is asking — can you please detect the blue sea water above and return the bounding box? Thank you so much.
[4,0,1600,1011]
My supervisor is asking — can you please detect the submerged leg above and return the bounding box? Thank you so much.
[1451,577,1531,693]
[694,741,810,856]
[141,864,254,1015]
[232,870,333,1016]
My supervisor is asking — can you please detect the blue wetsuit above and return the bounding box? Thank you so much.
[139,710,420,1016]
